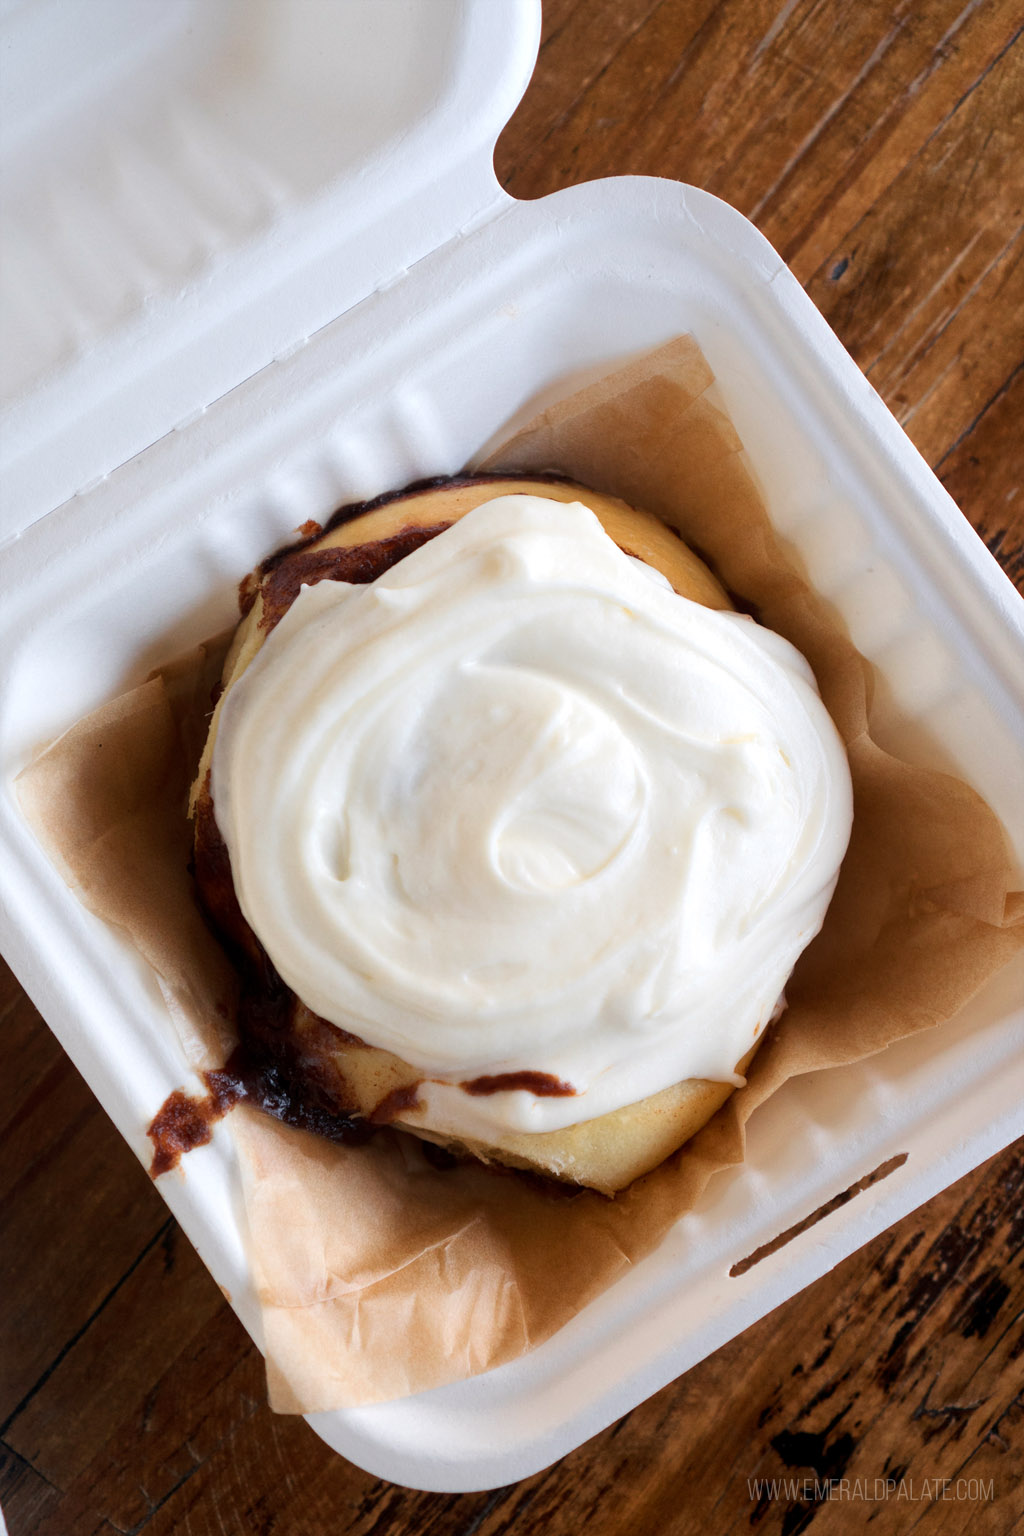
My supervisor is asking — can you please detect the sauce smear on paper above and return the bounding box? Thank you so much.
[147,1043,371,1177]
[147,1070,243,1177]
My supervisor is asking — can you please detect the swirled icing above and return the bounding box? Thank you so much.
[212,495,852,1135]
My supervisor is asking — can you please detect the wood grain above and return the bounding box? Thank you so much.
[2,2,1022,1532]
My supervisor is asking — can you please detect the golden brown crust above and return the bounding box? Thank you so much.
[192,474,746,1194]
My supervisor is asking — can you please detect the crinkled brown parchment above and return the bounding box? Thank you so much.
[17,337,1024,1412]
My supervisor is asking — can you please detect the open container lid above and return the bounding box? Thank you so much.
[0,0,541,536]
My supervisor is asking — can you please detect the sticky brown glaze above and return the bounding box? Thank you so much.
[248,471,577,630]
[370,1082,424,1125]
[461,1071,577,1097]
[258,522,453,634]
[254,472,575,581]
[148,1029,374,1178]
[212,1038,371,1147]
[148,1087,228,1177]
[148,1064,246,1177]
[230,982,373,1142]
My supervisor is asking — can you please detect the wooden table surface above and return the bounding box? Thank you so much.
[2,3,1023,1533]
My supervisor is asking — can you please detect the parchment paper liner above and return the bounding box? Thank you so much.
[18,337,1023,1412]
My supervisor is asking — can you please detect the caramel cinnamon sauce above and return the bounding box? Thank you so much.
[461,1071,576,1097]
[148,1080,239,1178]
[369,1082,424,1125]
[147,1040,373,1178]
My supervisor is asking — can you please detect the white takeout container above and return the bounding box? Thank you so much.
[2,0,1023,1494]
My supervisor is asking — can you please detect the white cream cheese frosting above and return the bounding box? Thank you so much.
[211,495,853,1136]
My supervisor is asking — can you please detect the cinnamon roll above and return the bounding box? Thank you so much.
[192,475,852,1193]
